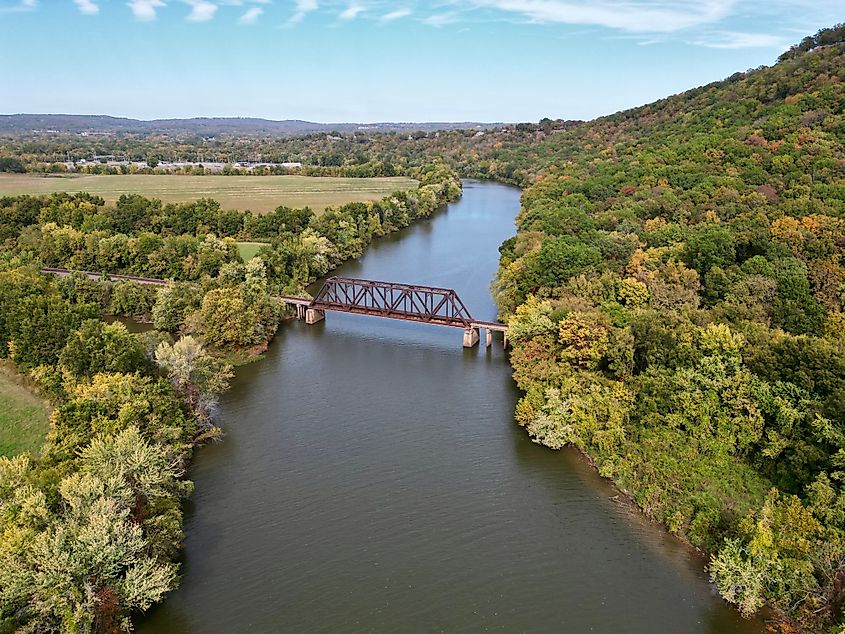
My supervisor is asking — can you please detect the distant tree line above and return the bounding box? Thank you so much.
[778,23,845,61]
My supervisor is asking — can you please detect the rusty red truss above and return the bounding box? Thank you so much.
[310,276,475,328]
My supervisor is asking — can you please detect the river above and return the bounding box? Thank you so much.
[141,180,760,633]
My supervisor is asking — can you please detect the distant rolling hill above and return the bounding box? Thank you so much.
[0,114,503,136]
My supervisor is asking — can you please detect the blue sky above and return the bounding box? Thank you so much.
[1,0,842,122]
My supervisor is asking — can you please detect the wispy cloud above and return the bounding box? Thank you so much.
[380,7,410,22]
[184,0,217,20]
[128,0,166,20]
[287,0,316,25]
[470,0,735,33]
[239,5,263,22]
[691,30,788,49]
[0,0,36,13]
[11,0,832,54]
[73,0,99,14]
[423,11,459,27]
[339,2,363,20]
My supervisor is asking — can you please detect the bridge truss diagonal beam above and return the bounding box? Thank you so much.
[310,277,475,328]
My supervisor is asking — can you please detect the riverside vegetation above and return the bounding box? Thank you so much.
[490,27,845,632]
[0,165,461,631]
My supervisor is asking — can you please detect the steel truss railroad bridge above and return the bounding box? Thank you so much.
[40,269,508,348]
[280,277,508,348]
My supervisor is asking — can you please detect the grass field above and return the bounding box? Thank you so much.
[0,174,418,214]
[0,364,50,458]
[237,241,270,261]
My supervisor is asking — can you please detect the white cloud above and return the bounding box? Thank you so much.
[239,5,262,22]
[128,0,166,20]
[287,0,317,25]
[0,0,36,13]
[339,2,362,20]
[51,0,830,54]
[380,7,410,22]
[423,11,459,27]
[691,30,788,49]
[470,0,735,33]
[73,0,100,15]
[74,0,99,13]
[184,0,217,20]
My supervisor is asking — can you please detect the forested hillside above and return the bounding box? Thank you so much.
[489,27,845,630]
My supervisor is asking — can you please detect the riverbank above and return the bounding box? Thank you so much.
[493,156,844,630]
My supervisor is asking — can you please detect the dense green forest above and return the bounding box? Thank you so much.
[0,167,460,631]
[490,29,845,632]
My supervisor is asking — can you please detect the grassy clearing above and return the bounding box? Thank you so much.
[237,241,270,262]
[0,363,50,458]
[0,174,418,214]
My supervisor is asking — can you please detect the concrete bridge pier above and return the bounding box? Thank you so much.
[485,328,493,347]
[463,327,479,348]
[295,305,305,319]
[305,308,325,324]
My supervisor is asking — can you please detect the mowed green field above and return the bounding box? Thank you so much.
[237,241,270,261]
[0,365,50,458]
[0,174,418,214]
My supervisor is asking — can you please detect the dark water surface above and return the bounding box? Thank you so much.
[141,181,760,633]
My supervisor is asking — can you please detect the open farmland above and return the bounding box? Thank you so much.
[0,174,418,214]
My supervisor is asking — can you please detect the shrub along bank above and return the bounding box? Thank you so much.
[0,262,232,632]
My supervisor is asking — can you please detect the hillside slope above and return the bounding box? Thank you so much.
[489,28,845,631]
